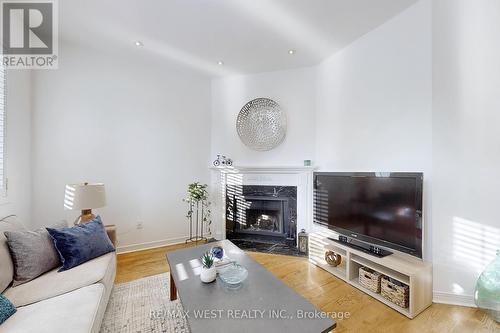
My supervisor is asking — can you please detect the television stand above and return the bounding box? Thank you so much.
[328,236,393,258]
[310,232,432,319]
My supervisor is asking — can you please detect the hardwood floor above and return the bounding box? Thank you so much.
[116,243,499,333]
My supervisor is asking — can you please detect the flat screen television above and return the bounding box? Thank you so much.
[313,172,423,258]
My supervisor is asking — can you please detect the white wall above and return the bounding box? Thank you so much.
[431,0,500,305]
[31,42,212,251]
[211,67,316,166]
[314,0,433,258]
[0,71,32,225]
[315,0,432,172]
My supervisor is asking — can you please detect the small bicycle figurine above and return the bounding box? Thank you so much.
[213,155,233,167]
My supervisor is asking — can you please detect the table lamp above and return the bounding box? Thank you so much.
[64,182,106,224]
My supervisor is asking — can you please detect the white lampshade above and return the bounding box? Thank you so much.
[64,183,106,211]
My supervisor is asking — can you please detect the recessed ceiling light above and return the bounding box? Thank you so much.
[288,49,295,55]
[217,60,224,65]
[134,41,143,47]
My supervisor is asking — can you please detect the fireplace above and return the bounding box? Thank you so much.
[236,196,288,237]
[226,185,297,247]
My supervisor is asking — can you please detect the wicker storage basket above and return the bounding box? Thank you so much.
[359,267,382,293]
[381,276,409,308]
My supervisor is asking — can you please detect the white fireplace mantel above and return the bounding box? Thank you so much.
[209,165,316,173]
[209,166,316,240]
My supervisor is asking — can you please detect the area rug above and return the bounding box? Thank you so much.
[100,273,189,333]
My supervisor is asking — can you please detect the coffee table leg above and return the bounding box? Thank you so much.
[170,272,177,301]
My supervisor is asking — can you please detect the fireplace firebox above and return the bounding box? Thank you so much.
[226,185,297,247]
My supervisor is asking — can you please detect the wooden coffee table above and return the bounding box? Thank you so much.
[166,240,336,333]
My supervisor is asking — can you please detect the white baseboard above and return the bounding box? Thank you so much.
[433,291,476,308]
[116,236,188,254]
[116,234,213,254]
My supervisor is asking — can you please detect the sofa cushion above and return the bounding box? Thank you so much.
[3,252,115,307]
[0,284,104,333]
[5,222,67,287]
[47,216,115,271]
[0,216,24,293]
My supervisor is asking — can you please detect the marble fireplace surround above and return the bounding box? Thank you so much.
[209,166,315,241]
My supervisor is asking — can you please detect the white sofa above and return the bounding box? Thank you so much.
[0,219,116,333]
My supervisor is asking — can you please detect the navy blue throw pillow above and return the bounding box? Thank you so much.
[47,216,115,271]
[0,295,16,325]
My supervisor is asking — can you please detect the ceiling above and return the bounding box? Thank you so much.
[60,0,418,76]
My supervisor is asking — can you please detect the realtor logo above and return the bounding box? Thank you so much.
[1,0,58,69]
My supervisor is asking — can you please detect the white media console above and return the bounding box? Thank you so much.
[308,232,433,318]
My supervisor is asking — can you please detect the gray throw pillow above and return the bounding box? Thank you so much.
[0,216,23,293]
[4,221,67,287]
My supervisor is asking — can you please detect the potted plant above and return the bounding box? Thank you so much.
[184,182,212,242]
[200,252,216,283]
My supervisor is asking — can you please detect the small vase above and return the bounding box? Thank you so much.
[211,246,224,260]
[474,250,500,323]
[200,266,216,283]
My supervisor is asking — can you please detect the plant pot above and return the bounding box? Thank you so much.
[200,266,216,283]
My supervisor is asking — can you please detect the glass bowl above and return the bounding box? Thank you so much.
[218,263,248,289]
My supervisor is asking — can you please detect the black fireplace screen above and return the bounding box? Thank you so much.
[243,200,284,234]
[226,185,297,241]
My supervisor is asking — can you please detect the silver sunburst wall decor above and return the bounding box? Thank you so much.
[236,98,287,151]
